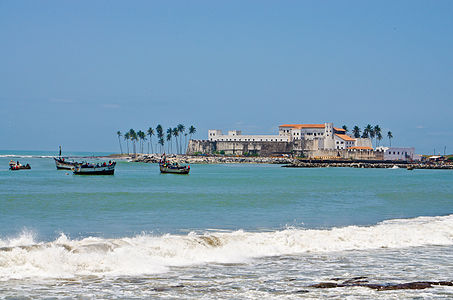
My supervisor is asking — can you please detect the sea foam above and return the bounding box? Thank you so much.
[1,214,453,280]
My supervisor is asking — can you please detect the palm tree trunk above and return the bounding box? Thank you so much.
[118,137,123,154]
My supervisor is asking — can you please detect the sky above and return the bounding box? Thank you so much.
[1,1,452,154]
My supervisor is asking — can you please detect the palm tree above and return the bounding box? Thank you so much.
[156,124,163,153]
[373,125,381,146]
[173,127,179,154]
[342,125,348,134]
[387,131,393,147]
[184,133,188,154]
[116,131,123,154]
[177,124,185,154]
[147,127,155,154]
[137,130,146,153]
[369,126,376,145]
[377,131,383,147]
[166,128,173,153]
[362,124,372,139]
[124,132,130,154]
[158,137,164,152]
[189,125,196,140]
[166,132,172,153]
[128,129,137,155]
[352,126,361,138]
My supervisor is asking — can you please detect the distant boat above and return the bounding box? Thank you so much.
[73,161,116,175]
[9,160,31,170]
[54,157,78,170]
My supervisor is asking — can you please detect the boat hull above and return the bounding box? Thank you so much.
[9,165,31,170]
[73,163,116,175]
[159,165,190,174]
[73,169,115,175]
[54,158,77,170]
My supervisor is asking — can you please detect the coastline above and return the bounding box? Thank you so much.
[104,153,453,169]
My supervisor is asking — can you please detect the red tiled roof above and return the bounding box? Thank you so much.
[347,146,373,150]
[334,127,346,132]
[279,124,325,129]
[335,134,355,141]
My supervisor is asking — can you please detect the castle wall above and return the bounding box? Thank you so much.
[187,140,294,156]
[187,139,383,160]
[304,149,384,160]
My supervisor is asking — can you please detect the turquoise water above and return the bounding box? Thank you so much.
[1,151,453,298]
[1,154,452,240]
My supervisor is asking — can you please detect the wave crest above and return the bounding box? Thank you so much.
[1,215,453,280]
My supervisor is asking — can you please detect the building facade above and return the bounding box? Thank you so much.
[376,147,418,161]
[188,122,413,159]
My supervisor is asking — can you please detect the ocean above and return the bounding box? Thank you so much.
[1,151,453,298]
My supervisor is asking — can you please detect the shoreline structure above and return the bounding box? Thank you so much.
[103,121,452,169]
[105,153,453,170]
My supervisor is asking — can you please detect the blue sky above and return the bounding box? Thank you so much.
[1,1,452,154]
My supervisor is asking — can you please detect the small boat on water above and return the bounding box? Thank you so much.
[54,146,79,170]
[54,157,78,170]
[73,161,116,175]
[159,156,190,174]
[9,160,31,170]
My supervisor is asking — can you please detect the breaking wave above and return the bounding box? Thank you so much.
[1,214,453,280]
[0,154,55,159]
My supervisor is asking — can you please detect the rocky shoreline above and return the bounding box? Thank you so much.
[111,154,295,164]
[284,160,453,170]
[105,154,453,169]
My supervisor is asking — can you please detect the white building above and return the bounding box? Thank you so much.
[208,130,289,142]
[209,122,373,151]
[376,146,417,161]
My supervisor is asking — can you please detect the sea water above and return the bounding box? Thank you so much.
[1,151,453,298]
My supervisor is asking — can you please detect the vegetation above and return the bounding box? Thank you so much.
[348,124,394,147]
[352,126,361,138]
[387,131,393,147]
[116,124,197,155]
[116,131,123,154]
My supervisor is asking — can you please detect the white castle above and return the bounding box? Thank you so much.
[209,122,372,151]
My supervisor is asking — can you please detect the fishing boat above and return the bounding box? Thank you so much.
[54,146,79,170]
[73,161,116,175]
[159,156,190,174]
[54,157,78,170]
[9,160,31,170]
[159,163,190,174]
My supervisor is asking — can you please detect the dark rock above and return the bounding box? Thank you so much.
[310,280,453,291]
[310,282,344,288]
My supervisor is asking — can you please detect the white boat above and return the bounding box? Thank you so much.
[73,161,116,175]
